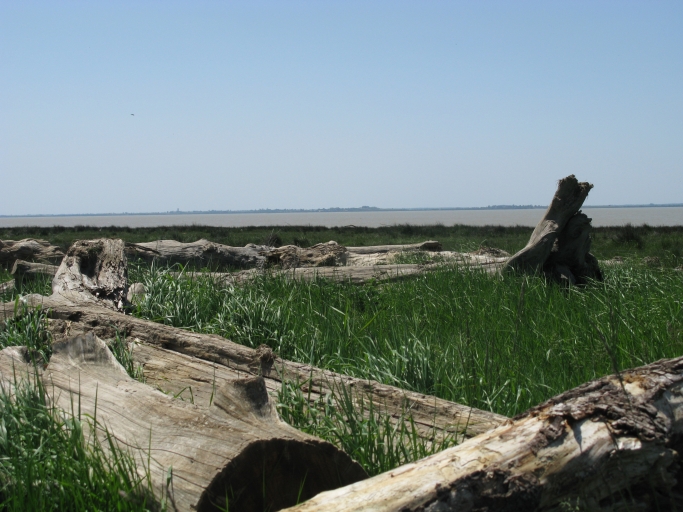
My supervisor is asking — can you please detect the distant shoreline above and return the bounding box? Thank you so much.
[2,203,683,218]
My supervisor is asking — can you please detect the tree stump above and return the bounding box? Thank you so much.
[504,175,603,285]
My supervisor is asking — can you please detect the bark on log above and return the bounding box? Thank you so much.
[11,259,59,280]
[126,239,268,269]
[263,241,347,269]
[0,239,64,267]
[504,175,603,285]
[52,238,129,310]
[284,356,683,512]
[0,334,367,512]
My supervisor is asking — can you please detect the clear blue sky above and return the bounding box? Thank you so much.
[2,1,682,215]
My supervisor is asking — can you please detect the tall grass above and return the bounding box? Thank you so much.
[131,262,683,417]
[277,379,460,477]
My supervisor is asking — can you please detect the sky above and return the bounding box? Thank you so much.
[1,1,682,215]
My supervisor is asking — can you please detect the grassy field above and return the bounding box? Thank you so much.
[129,260,683,418]
[1,225,683,503]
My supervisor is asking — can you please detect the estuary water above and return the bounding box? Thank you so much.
[1,207,682,229]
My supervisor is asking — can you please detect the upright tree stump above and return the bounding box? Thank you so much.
[504,175,603,285]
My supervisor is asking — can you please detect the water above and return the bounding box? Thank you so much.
[1,207,682,228]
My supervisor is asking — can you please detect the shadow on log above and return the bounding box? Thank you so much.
[504,175,603,285]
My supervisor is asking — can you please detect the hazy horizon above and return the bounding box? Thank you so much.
[2,1,681,216]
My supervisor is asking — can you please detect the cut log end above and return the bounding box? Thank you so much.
[197,439,368,512]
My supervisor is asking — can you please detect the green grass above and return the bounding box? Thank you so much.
[276,379,461,477]
[131,261,683,418]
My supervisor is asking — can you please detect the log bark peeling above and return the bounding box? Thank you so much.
[283,356,683,511]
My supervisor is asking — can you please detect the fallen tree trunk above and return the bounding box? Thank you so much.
[11,259,58,281]
[0,238,64,267]
[284,356,683,511]
[0,334,368,512]
[504,175,603,285]
[0,293,506,441]
[126,239,268,269]
[264,241,347,269]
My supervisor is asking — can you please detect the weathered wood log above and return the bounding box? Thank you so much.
[504,175,603,285]
[284,356,683,511]
[52,238,129,310]
[11,259,59,281]
[0,238,64,267]
[346,241,442,255]
[0,334,368,512]
[0,294,506,440]
[126,239,268,269]
[264,241,347,269]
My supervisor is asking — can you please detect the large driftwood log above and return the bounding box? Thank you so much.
[0,238,64,267]
[504,175,602,285]
[40,300,504,439]
[284,356,683,511]
[126,239,268,269]
[0,334,367,512]
[0,294,506,441]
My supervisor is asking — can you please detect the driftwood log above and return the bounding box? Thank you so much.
[504,175,603,285]
[346,241,442,255]
[0,238,64,267]
[264,241,347,269]
[0,334,367,512]
[126,239,268,269]
[284,355,683,511]
[11,259,58,281]
[14,297,503,441]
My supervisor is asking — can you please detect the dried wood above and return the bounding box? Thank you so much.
[11,259,59,280]
[126,239,268,269]
[346,241,442,255]
[504,175,603,284]
[264,241,347,269]
[52,238,129,310]
[36,301,505,440]
[0,334,367,512]
[284,356,683,512]
[0,238,64,267]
